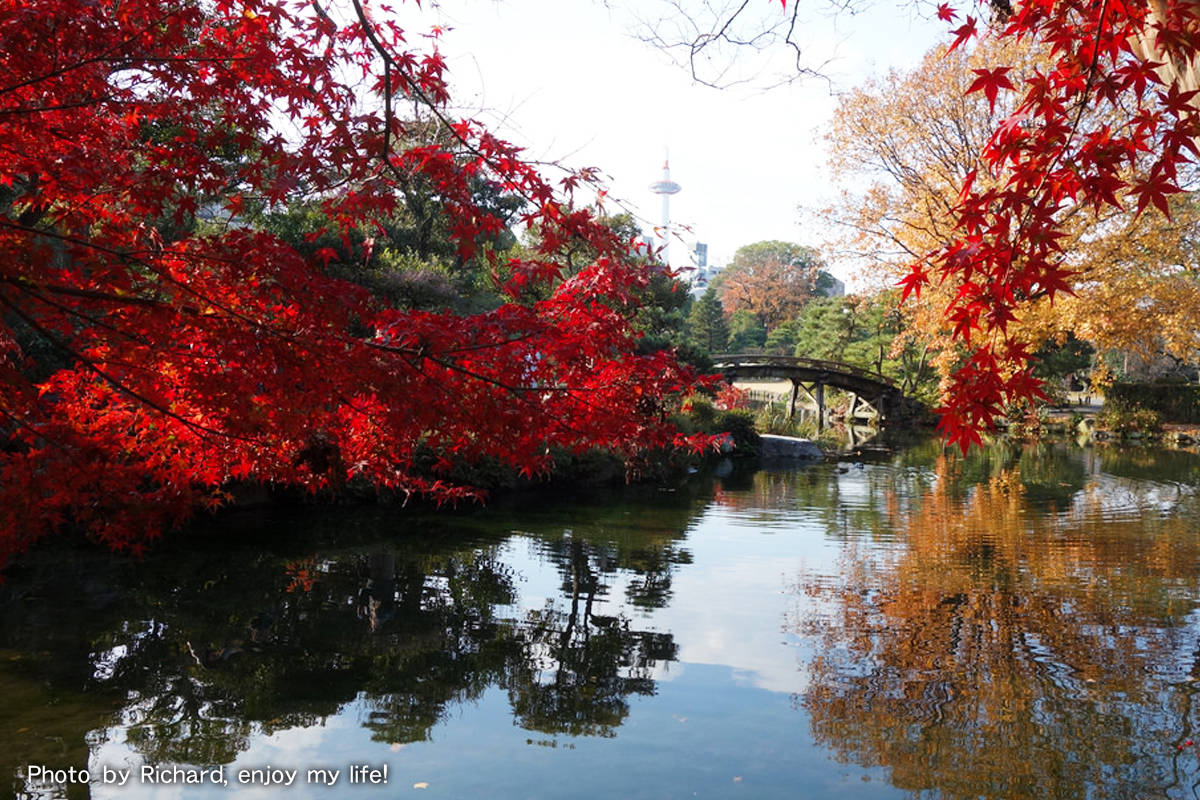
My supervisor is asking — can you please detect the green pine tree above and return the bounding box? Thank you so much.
[687,287,730,354]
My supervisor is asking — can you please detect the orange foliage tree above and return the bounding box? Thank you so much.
[820,35,1200,396]
[715,240,826,331]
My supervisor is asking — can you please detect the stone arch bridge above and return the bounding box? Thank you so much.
[712,354,903,429]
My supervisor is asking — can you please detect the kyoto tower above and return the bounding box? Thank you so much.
[649,156,681,265]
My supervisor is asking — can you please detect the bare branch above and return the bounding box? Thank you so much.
[627,0,845,91]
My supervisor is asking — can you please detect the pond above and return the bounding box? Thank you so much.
[5,437,1200,799]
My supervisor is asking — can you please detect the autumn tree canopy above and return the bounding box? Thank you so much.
[820,36,1200,394]
[664,0,1200,447]
[0,0,714,569]
[714,240,829,330]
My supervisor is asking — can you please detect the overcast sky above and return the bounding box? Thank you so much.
[404,0,947,280]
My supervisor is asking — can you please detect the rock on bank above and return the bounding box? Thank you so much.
[758,434,823,460]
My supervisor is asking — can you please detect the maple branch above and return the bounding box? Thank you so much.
[1,239,382,457]
[0,96,119,117]
[0,288,260,448]
[0,217,146,260]
[5,280,165,355]
[348,0,396,166]
[342,0,622,267]
[1002,0,1112,259]
[0,218,338,351]
[433,327,550,356]
[938,0,1116,380]
[362,336,646,447]
[363,339,538,395]
[778,0,819,88]
[690,0,756,85]
[0,6,185,98]
[3,276,170,310]
[0,395,129,509]
[631,0,834,90]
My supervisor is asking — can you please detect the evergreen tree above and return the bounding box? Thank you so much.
[687,288,730,354]
[727,309,768,352]
[792,297,855,362]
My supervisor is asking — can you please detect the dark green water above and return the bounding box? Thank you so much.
[6,438,1200,799]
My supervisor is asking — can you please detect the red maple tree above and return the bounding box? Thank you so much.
[0,0,714,567]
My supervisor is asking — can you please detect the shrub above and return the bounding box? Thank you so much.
[1105,382,1200,423]
[1097,406,1163,434]
[716,409,761,455]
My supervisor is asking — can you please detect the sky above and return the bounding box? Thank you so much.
[404,0,948,281]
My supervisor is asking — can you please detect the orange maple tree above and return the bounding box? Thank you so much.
[897,0,1200,449]
[0,0,714,567]
[755,0,1200,449]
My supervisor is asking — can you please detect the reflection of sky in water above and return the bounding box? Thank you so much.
[92,670,894,800]
[648,505,831,694]
[1071,473,1195,520]
[497,502,842,696]
[79,470,894,800]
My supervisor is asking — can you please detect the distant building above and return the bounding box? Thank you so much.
[688,260,724,300]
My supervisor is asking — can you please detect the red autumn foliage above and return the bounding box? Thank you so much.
[777,0,1200,451]
[0,0,715,567]
[918,0,1200,452]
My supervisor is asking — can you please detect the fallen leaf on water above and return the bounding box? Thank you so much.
[414,782,429,789]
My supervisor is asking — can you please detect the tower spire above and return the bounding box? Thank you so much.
[648,150,681,266]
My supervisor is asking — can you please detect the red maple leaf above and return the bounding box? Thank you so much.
[946,17,978,54]
[966,66,1016,113]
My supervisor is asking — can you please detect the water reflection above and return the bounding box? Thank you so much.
[2,490,704,798]
[4,443,1200,799]
[510,535,682,738]
[791,440,1200,799]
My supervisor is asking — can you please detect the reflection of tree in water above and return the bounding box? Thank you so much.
[1,502,693,789]
[86,545,527,765]
[621,541,690,609]
[1,556,136,800]
[790,450,1200,800]
[505,535,677,738]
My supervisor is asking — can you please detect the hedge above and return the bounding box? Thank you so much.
[1104,381,1200,423]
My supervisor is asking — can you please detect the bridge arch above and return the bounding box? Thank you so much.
[712,354,903,429]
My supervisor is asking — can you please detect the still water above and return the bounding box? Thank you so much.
[5,438,1200,799]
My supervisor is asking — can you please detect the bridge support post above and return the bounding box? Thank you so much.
[788,381,801,419]
[815,382,825,432]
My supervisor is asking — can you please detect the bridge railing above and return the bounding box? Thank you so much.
[710,354,898,389]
